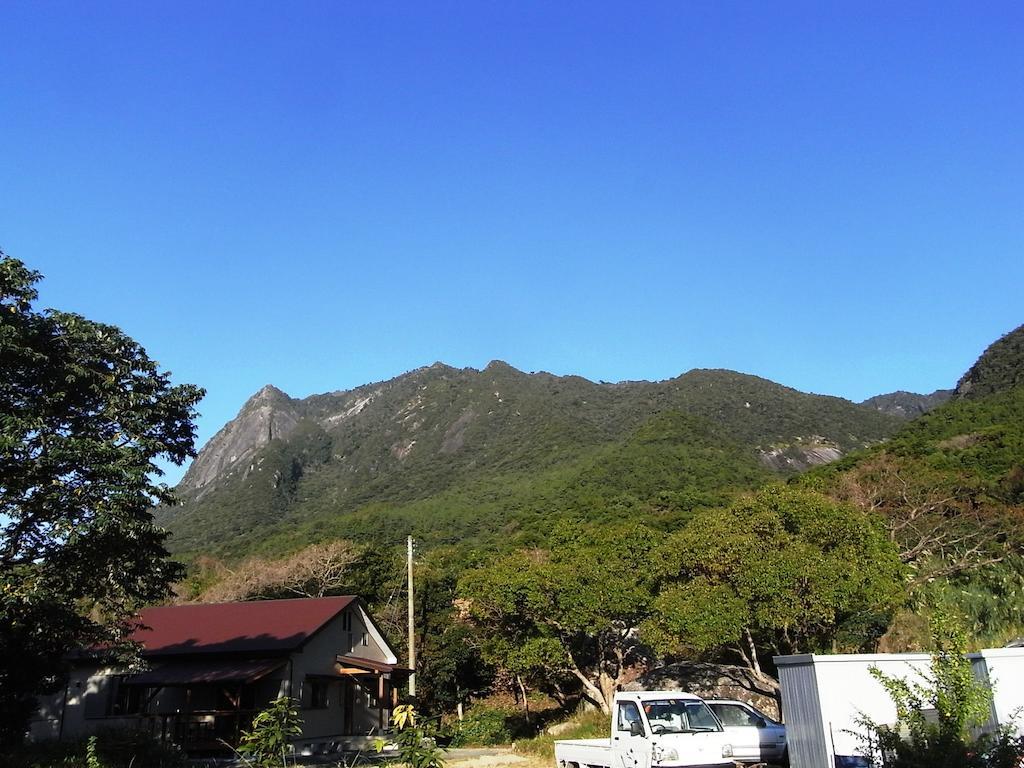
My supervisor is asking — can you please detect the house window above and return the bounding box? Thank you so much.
[361,632,368,647]
[308,680,329,709]
[111,682,146,716]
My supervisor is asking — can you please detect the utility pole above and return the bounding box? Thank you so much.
[407,535,416,698]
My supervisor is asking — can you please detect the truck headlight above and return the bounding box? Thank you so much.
[655,746,678,763]
[721,743,734,758]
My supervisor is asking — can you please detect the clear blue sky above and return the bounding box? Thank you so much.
[2,1,1022,484]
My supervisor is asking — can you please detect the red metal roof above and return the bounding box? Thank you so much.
[133,596,357,656]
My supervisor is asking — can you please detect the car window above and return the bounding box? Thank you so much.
[710,703,759,727]
[641,699,722,733]
[617,701,643,733]
[684,702,721,730]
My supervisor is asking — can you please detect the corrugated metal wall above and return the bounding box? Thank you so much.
[777,657,829,768]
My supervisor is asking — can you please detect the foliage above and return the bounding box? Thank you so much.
[0,254,203,746]
[191,539,365,602]
[856,615,1024,768]
[86,737,103,768]
[411,549,495,714]
[820,452,1019,585]
[956,323,1024,400]
[4,728,186,768]
[449,704,516,746]
[805,374,1024,651]
[514,707,608,759]
[237,696,303,767]
[644,486,906,696]
[374,704,447,768]
[459,522,659,712]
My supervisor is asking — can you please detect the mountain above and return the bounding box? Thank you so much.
[956,324,1024,399]
[860,390,953,419]
[161,363,901,559]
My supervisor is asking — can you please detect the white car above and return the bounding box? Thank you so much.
[705,699,787,765]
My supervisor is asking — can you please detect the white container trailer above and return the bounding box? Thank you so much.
[774,649,1024,768]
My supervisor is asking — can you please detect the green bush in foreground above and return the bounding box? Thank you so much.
[237,695,303,767]
[4,728,186,768]
[450,704,516,746]
[375,705,446,768]
[514,707,608,759]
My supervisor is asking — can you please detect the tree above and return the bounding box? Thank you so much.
[459,523,658,713]
[644,486,906,703]
[827,454,1016,585]
[0,254,203,746]
[194,540,365,603]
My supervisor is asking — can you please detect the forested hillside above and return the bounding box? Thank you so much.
[172,324,1024,721]
[804,324,1024,648]
[161,363,900,559]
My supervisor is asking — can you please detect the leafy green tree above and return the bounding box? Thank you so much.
[644,486,906,701]
[459,523,658,712]
[0,254,203,746]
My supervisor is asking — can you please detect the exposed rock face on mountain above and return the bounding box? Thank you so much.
[956,324,1024,399]
[860,390,953,419]
[181,385,302,495]
[757,436,844,472]
[163,363,902,558]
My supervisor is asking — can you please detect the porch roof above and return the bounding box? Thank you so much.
[335,654,413,677]
[125,657,286,686]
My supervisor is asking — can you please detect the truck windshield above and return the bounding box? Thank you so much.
[642,700,723,733]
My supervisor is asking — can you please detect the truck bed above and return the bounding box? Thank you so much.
[553,737,612,767]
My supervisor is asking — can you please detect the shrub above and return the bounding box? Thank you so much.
[450,705,516,746]
[5,728,186,768]
[237,696,303,767]
[374,705,446,768]
[515,707,608,759]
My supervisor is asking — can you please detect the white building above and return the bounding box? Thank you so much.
[774,648,1024,768]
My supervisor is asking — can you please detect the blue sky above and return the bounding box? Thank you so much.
[2,1,1022,484]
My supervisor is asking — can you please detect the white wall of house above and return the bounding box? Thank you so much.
[29,663,178,742]
[291,603,397,749]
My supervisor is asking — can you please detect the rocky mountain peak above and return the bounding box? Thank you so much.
[956,324,1024,399]
[179,383,303,495]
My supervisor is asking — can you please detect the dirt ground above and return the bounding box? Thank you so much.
[446,748,549,768]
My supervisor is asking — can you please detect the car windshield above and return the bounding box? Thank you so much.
[642,699,723,733]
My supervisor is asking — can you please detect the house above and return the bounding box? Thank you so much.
[30,596,411,754]
[774,648,1024,768]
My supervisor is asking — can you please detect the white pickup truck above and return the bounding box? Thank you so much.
[554,691,736,768]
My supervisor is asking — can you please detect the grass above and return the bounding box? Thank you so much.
[512,708,608,761]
